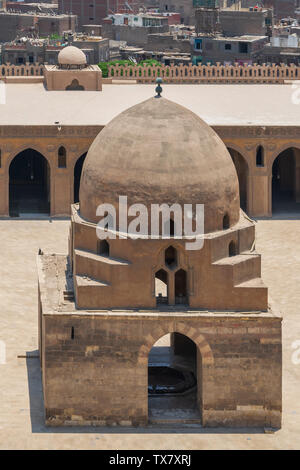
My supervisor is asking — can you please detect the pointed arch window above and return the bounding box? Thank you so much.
[97,240,110,257]
[58,146,67,168]
[256,146,264,167]
[229,240,237,257]
[223,213,230,230]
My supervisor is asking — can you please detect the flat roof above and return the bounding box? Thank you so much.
[0,82,299,126]
[213,35,267,42]
[0,11,74,18]
[221,7,268,12]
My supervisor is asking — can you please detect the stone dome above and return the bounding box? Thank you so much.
[58,46,87,66]
[79,97,240,233]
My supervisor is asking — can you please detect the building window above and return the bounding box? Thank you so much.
[58,146,66,168]
[175,269,188,305]
[229,241,237,257]
[239,42,248,54]
[162,218,176,237]
[97,240,110,257]
[223,213,230,230]
[225,43,231,50]
[256,146,264,167]
[195,39,202,51]
[165,246,177,269]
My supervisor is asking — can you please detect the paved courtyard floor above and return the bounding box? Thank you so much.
[0,217,299,450]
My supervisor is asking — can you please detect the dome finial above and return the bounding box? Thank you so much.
[155,78,163,98]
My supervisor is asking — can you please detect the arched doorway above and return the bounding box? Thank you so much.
[148,332,201,424]
[74,153,87,203]
[227,147,249,213]
[175,269,188,305]
[272,147,300,214]
[9,149,50,217]
[155,269,168,305]
[66,79,85,91]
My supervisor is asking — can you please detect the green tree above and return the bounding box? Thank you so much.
[98,58,162,78]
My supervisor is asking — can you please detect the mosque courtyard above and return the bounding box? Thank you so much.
[0,216,299,450]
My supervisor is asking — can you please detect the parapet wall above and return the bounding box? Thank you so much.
[1,62,300,84]
[108,63,300,84]
[0,63,44,78]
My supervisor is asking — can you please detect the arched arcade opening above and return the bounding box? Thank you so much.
[148,332,201,424]
[272,147,300,214]
[227,147,249,213]
[74,153,87,203]
[155,269,168,305]
[9,149,50,217]
[175,269,188,305]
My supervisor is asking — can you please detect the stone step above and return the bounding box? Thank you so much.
[234,277,267,289]
[4,76,44,84]
[213,253,261,285]
[233,277,268,311]
[75,274,110,288]
[148,417,201,425]
[74,248,130,286]
[75,248,130,266]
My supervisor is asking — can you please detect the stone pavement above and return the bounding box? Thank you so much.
[0,218,299,449]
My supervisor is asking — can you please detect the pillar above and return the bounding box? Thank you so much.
[250,174,271,217]
[168,273,175,306]
[0,171,8,216]
[293,148,300,202]
[0,149,11,217]
[52,170,72,216]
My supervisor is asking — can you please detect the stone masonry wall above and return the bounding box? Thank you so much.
[41,311,282,428]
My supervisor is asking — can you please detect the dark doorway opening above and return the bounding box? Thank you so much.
[66,79,85,90]
[272,147,300,214]
[175,269,188,305]
[9,149,50,217]
[74,153,87,203]
[148,332,201,424]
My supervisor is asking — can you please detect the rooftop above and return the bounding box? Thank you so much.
[212,35,268,42]
[0,10,74,18]
[221,7,269,13]
[38,253,275,318]
[0,82,299,127]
